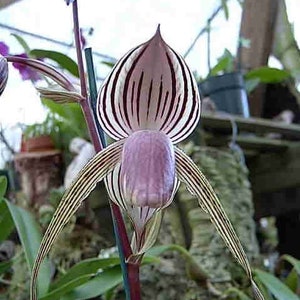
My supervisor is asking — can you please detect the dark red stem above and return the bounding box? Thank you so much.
[127,263,142,299]
[71,2,141,299]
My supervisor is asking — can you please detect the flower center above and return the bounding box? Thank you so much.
[121,130,175,208]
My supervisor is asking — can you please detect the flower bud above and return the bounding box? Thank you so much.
[0,55,8,96]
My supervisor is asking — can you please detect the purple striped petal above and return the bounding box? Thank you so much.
[0,55,8,96]
[6,56,76,91]
[175,147,264,300]
[30,140,124,300]
[97,26,201,144]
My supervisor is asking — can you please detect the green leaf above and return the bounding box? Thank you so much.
[209,49,234,76]
[11,33,31,53]
[0,260,12,274]
[40,274,92,300]
[42,100,88,140]
[60,266,123,300]
[101,61,115,68]
[223,287,252,300]
[30,49,79,77]
[245,78,260,93]
[245,67,290,84]
[284,269,298,293]
[50,257,120,291]
[221,0,229,20]
[0,199,14,241]
[4,200,51,296]
[281,255,300,274]
[254,269,299,300]
[0,176,7,198]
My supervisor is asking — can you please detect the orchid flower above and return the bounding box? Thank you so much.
[26,27,264,300]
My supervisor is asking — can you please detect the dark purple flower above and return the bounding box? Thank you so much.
[12,53,41,82]
[0,42,9,56]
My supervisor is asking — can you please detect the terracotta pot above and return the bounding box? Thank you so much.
[22,135,54,152]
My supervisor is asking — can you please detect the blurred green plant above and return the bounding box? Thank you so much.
[2,174,300,299]
[204,48,292,94]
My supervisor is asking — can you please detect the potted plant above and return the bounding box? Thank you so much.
[199,48,250,117]
[21,114,56,152]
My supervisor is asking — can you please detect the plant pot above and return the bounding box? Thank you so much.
[199,72,250,117]
[22,135,54,152]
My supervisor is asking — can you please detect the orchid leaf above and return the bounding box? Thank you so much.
[30,140,124,300]
[0,199,14,241]
[40,274,92,300]
[50,257,120,291]
[30,49,79,77]
[0,176,7,198]
[284,269,298,293]
[4,199,51,297]
[59,266,123,300]
[280,255,300,274]
[254,269,299,300]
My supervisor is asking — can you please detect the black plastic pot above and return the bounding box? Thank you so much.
[199,72,249,117]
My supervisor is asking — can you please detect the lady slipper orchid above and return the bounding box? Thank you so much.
[30,27,264,300]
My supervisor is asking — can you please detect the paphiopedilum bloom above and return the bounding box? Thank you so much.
[16,28,263,300]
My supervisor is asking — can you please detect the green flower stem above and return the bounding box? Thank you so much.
[85,47,139,300]
[72,2,140,299]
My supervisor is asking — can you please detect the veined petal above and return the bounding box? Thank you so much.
[6,56,76,91]
[97,26,200,143]
[0,55,8,96]
[30,140,124,300]
[37,86,84,104]
[105,157,180,258]
[174,147,265,300]
[128,210,163,264]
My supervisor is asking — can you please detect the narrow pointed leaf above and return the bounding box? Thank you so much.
[175,147,264,300]
[0,199,14,241]
[11,33,31,53]
[280,255,300,274]
[254,269,298,300]
[0,176,8,198]
[5,199,51,297]
[30,49,79,77]
[58,265,123,300]
[50,257,120,291]
[30,140,124,300]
